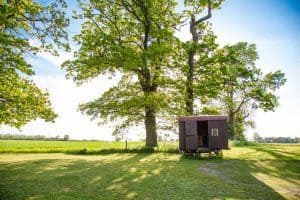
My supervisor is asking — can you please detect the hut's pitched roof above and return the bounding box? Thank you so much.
[178,115,228,121]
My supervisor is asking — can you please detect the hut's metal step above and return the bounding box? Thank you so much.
[196,147,210,153]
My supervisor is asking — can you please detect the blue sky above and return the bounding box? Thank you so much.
[210,0,300,138]
[2,0,300,140]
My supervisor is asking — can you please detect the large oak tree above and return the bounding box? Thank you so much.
[213,42,286,139]
[63,0,180,147]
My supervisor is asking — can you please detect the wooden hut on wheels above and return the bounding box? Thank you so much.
[178,115,228,157]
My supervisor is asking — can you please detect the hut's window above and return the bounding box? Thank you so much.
[211,128,219,136]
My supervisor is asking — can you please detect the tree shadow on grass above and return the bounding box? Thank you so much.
[0,151,294,200]
[250,146,300,185]
[196,146,300,200]
[65,147,179,155]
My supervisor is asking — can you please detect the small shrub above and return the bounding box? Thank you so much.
[78,148,87,154]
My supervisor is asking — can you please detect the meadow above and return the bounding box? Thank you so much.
[0,140,178,153]
[0,140,299,200]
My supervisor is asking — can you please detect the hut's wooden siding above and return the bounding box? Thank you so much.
[179,121,186,151]
[208,120,228,150]
[178,115,228,152]
[184,121,197,150]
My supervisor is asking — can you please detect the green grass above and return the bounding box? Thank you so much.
[0,140,178,153]
[0,141,299,199]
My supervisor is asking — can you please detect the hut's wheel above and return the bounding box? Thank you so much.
[208,150,223,158]
[215,150,223,158]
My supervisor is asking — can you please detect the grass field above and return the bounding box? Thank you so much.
[0,140,178,153]
[0,141,299,200]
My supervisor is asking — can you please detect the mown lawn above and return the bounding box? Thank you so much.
[0,142,299,200]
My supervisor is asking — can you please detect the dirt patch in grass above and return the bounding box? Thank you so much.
[199,161,236,184]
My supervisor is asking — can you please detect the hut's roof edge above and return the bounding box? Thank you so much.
[178,115,228,121]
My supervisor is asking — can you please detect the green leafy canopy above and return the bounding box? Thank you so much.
[0,0,69,128]
[212,42,287,139]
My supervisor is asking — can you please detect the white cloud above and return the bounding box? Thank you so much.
[252,82,300,138]
[29,39,73,67]
[37,51,73,67]
[1,75,118,140]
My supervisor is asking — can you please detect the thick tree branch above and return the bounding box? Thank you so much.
[233,97,249,115]
[121,0,143,23]
[195,0,212,25]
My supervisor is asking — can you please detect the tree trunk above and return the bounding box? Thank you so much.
[186,50,194,114]
[140,70,158,147]
[145,106,158,147]
[227,85,235,140]
[228,111,235,140]
[185,15,198,115]
[185,1,212,114]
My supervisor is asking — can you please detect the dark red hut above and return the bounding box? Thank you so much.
[178,115,228,156]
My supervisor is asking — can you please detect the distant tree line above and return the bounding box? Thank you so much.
[253,133,300,143]
[0,134,70,141]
